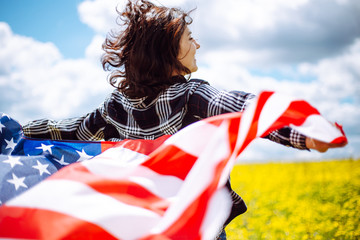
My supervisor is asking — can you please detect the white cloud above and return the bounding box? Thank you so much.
[0,22,112,124]
[301,39,360,98]
[1,0,358,160]
[85,34,107,63]
[0,23,61,76]
[195,0,309,34]
[78,0,120,34]
[192,0,360,64]
[295,39,360,129]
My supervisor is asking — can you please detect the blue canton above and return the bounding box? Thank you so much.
[0,113,104,205]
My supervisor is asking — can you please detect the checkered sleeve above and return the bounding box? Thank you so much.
[188,81,308,150]
[265,127,308,150]
[23,97,111,141]
[187,82,256,118]
[22,109,108,141]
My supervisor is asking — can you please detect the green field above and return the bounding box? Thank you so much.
[226,159,360,240]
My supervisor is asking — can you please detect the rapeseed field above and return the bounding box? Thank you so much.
[226,159,360,240]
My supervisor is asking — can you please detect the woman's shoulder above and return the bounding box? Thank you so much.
[171,78,210,89]
[163,78,210,95]
[104,79,212,107]
[171,79,217,97]
[101,89,132,107]
[188,78,210,85]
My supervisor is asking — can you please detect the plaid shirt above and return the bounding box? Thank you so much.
[23,78,307,149]
[22,78,307,227]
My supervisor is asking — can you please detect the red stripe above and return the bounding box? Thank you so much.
[226,115,241,153]
[335,122,345,136]
[202,112,242,154]
[260,100,320,137]
[104,135,170,155]
[49,164,170,216]
[235,91,274,155]
[203,111,241,127]
[142,157,229,239]
[142,145,197,181]
[0,206,117,240]
[333,123,347,144]
[100,141,118,152]
[331,136,347,144]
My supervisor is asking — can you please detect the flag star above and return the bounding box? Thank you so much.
[36,143,54,154]
[0,121,5,133]
[76,149,93,162]
[54,155,69,166]
[5,138,17,150]
[3,156,23,168]
[7,173,28,190]
[32,160,51,176]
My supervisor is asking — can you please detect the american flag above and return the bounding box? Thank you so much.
[0,91,347,239]
[0,113,119,205]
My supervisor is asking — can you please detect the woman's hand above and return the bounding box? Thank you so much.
[305,137,348,153]
[305,122,348,153]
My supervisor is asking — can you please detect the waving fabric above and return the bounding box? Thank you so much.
[0,91,347,240]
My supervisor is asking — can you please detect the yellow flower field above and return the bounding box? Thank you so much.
[226,159,360,240]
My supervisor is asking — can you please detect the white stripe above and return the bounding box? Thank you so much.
[257,93,292,136]
[235,93,291,148]
[256,94,344,142]
[149,120,232,235]
[6,180,161,240]
[163,121,219,157]
[82,148,183,199]
[84,146,148,170]
[291,114,344,142]
[236,95,257,148]
[200,188,232,240]
[128,166,182,199]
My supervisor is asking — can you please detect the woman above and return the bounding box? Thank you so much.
[23,0,345,238]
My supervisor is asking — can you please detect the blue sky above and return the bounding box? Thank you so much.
[0,0,359,162]
[0,0,93,59]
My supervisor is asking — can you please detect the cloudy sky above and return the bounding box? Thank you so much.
[0,0,359,162]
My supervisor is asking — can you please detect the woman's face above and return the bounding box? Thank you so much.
[178,27,200,74]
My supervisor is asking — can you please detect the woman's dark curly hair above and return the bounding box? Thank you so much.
[102,0,193,98]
